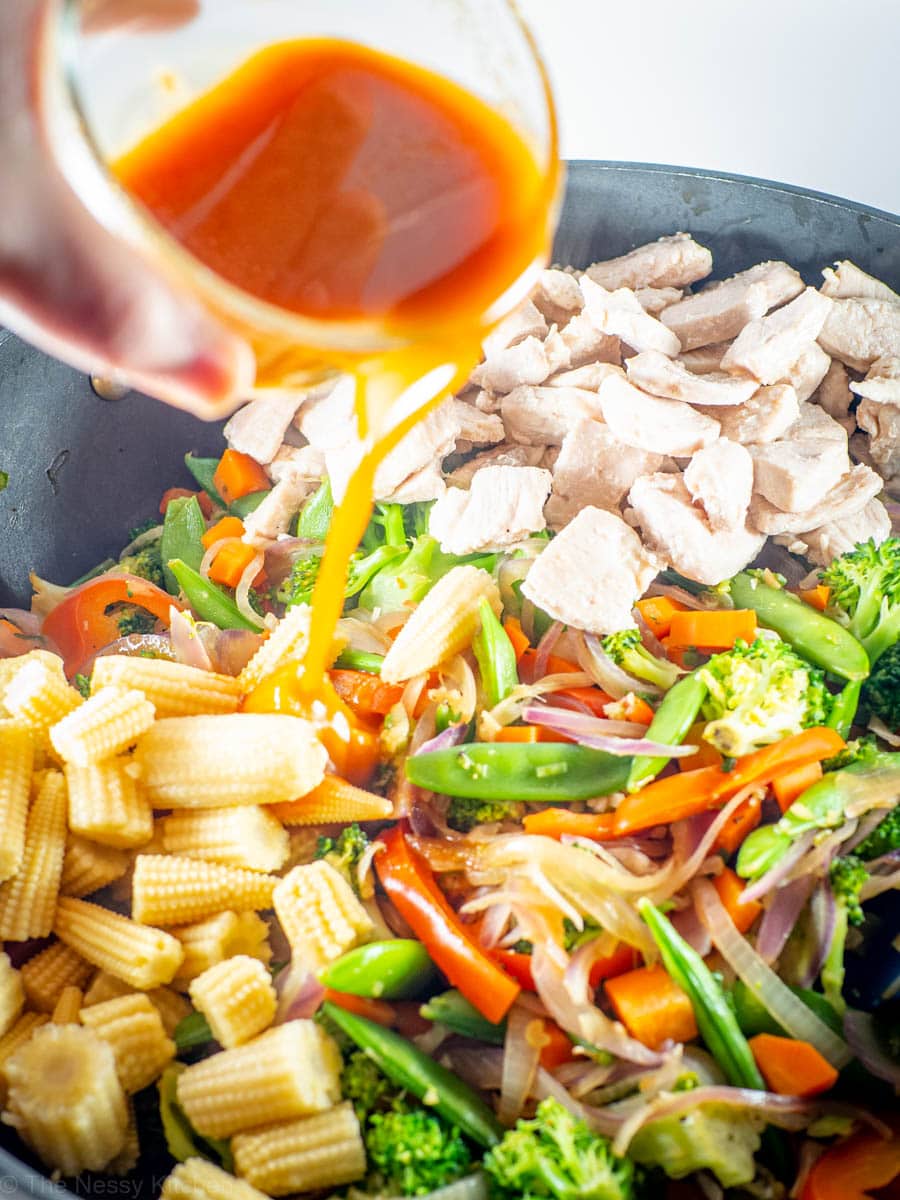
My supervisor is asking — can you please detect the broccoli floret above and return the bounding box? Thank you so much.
[276,545,406,611]
[118,542,165,590]
[628,1103,762,1190]
[446,797,524,833]
[365,1108,472,1197]
[315,823,370,895]
[358,534,496,615]
[820,536,900,665]
[862,639,900,730]
[73,673,90,699]
[697,637,832,758]
[483,1096,634,1200]
[116,606,158,637]
[563,917,602,952]
[829,855,869,926]
[276,553,323,609]
[601,629,680,692]
[855,806,900,861]
[340,1050,394,1123]
[822,735,881,773]
[128,518,158,541]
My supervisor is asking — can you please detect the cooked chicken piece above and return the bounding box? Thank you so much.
[814,359,854,425]
[558,311,622,367]
[295,375,356,451]
[268,444,326,486]
[521,506,663,634]
[470,388,500,414]
[629,473,766,586]
[721,288,833,385]
[820,260,899,303]
[580,277,682,357]
[428,465,552,555]
[243,474,317,546]
[585,233,712,291]
[470,335,558,394]
[445,443,548,488]
[796,499,892,567]
[748,464,884,534]
[786,401,849,446]
[850,354,900,403]
[450,400,505,449]
[660,261,805,351]
[697,384,800,445]
[635,286,683,315]
[749,437,849,513]
[818,298,900,372]
[482,300,548,358]
[677,342,731,374]
[501,382,609,446]
[782,342,831,403]
[625,349,759,407]
[224,392,305,468]
[544,417,665,530]
[596,372,720,456]
[532,268,584,326]
[857,400,900,482]
[683,439,754,532]
[546,363,615,390]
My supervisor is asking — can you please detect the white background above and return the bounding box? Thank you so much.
[521,0,900,217]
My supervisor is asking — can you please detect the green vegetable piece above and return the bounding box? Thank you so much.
[315,824,370,897]
[167,558,260,631]
[69,558,118,587]
[602,628,681,691]
[0,470,8,493]
[727,571,869,682]
[819,536,900,665]
[730,979,842,1039]
[406,742,632,802]
[333,649,385,674]
[420,990,507,1045]
[158,1063,232,1169]
[321,1001,503,1148]
[160,496,206,595]
[228,490,269,519]
[340,1049,394,1122]
[822,901,849,1015]
[828,678,862,739]
[735,825,792,880]
[639,899,765,1090]
[174,1010,214,1052]
[472,597,518,710]
[627,672,707,791]
[629,1103,762,1189]
[862,640,900,730]
[73,673,91,700]
[855,803,900,861]
[483,1096,634,1200]
[320,940,438,1000]
[296,479,334,540]
[365,1107,472,1197]
[829,855,868,926]
[446,795,524,832]
[184,453,225,507]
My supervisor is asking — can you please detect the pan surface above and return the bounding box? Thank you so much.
[0,161,898,1193]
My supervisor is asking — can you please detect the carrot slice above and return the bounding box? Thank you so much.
[749,1033,839,1097]
[519,649,582,679]
[492,725,569,744]
[329,669,405,719]
[503,617,530,662]
[605,964,698,1050]
[207,539,259,588]
[213,449,270,504]
[668,609,757,650]
[800,1124,900,1200]
[772,760,823,813]
[798,585,830,613]
[522,809,617,839]
[323,988,396,1027]
[677,722,723,772]
[604,693,655,726]
[201,515,244,548]
[715,794,763,856]
[636,595,688,639]
[537,1020,575,1070]
[712,867,762,933]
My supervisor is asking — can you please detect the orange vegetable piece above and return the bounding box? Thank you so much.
[329,669,405,719]
[159,486,197,515]
[605,964,698,1050]
[554,686,615,719]
[502,617,530,662]
[749,1033,839,1097]
[798,584,830,612]
[207,540,259,589]
[322,988,395,1027]
[715,794,763,856]
[800,1124,900,1200]
[712,867,762,933]
[201,515,245,548]
[523,809,616,839]
[668,609,757,650]
[536,1020,575,1071]
[636,596,688,639]
[519,649,582,679]
[604,692,655,725]
[213,449,270,505]
[493,725,569,744]
[677,722,723,772]
[772,760,823,813]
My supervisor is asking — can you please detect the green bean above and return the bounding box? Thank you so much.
[334,649,385,674]
[826,679,862,739]
[295,479,333,540]
[184,453,226,508]
[229,490,269,519]
[638,898,765,1090]
[167,558,260,631]
[419,990,506,1045]
[472,598,518,709]
[321,1001,502,1147]
[160,496,206,594]
[728,572,869,681]
[627,672,707,791]
[320,941,438,1000]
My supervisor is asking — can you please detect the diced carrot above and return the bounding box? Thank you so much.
[213,448,270,505]
[537,1020,575,1071]
[323,988,396,1027]
[523,809,616,839]
[201,514,245,548]
[800,1123,900,1200]
[159,486,196,515]
[677,722,723,772]
[330,669,405,719]
[749,1033,839,1097]
[772,760,823,813]
[493,725,570,744]
[207,539,259,589]
[798,585,830,613]
[554,686,615,718]
[519,649,582,679]
[503,617,530,662]
[604,692,654,726]
[636,595,688,639]
[668,609,757,650]
[712,867,762,933]
[715,794,763,856]
[605,964,698,1050]
[660,638,690,669]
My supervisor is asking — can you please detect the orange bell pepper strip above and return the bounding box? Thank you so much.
[712,867,762,933]
[635,595,688,640]
[523,809,617,840]
[668,609,757,650]
[772,760,824,813]
[492,725,570,744]
[323,988,396,1028]
[502,617,530,662]
[375,825,520,1025]
[798,584,830,613]
[800,1125,900,1200]
[677,722,723,772]
[491,942,638,994]
[42,575,181,677]
[714,794,763,856]
[329,669,405,719]
[537,1020,576,1071]
[212,448,270,505]
[613,727,846,836]
[748,1033,839,1098]
[604,963,699,1050]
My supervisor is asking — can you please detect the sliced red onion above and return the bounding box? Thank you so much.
[843,1009,900,1088]
[533,620,564,681]
[756,875,816,964]
[202,627,263,676]
[860,865,900,901]
[797,881,837,988]
[265,536,322,557]
[843,808,893,854]
[169,608,214,671]
[0,608,42,636]
[633,606,668,659]
[645,582,708,610]
[869,715,900,747]
[577,632,663,699]
[742,829,817,904]
[498,1004,542,1125]
[546,692,596,716]
[522,704,694,758]
[91,633,175,670]
[563,936,616,1001]
[671,900,712,957]
[275,967,325,1023]
[413,723,469,756]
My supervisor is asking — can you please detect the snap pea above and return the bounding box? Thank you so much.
[167,558,260,631]
[827,679,862,739]
[419,990,506,1045]
[728,572,869,682]
[319,940,438,1000]
[638,898,765,1090]
[472,598,518,709]
[627,672,707,791]
[184,453,226,508]
[160,496,205,594]
[730,979,842,1039]
[229,490,269,519]
[334,649,385,674]
[405,742,633,802]
[70,558,117,586]
[296,479,333,540]
[174,1010,214,1051]
[321,1001,503,1147]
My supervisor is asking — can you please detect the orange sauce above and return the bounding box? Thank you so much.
[114,39,558,776]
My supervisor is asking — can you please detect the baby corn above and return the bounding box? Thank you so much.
[162,1158,269,1200]
[50,686,155,766]
[132,855,276,926]
[20,941,93,1012]
[66,758,153,848]
[160,806,289,872]
[270,774,393,826]
[80,993,175,1093]
[60,834,131,898]
[233,1102,366,1196]
[54,897,184,989]
[170,911,271,987]
[189,955,276,1049]
[273,861,374,972]
[92,656,242,718]
[0,720,34,881]
[0,953,24,1038]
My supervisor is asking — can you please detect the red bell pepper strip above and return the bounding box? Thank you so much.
[492,942,638,992]
[375,825,520,1025]
[42,574,180,677]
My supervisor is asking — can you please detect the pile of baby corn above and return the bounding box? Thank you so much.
[0,604,398,1198]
